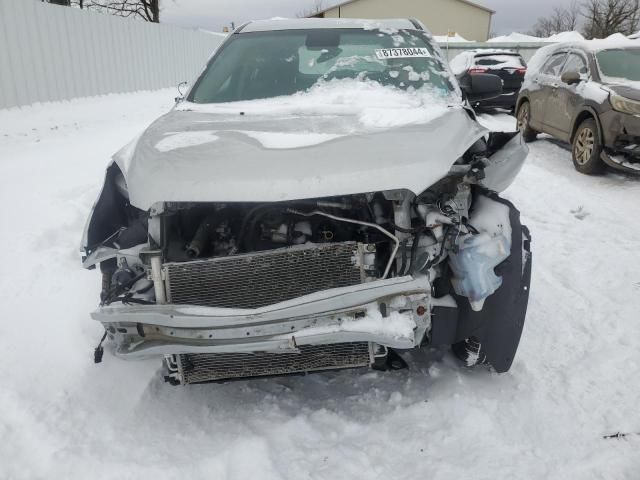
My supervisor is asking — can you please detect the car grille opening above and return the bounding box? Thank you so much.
[163,242,366,309]
[172,342,372,384]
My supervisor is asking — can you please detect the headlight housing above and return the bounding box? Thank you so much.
[610,93,640,115]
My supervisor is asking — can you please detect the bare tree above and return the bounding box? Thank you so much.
[297,0,327,18]
[529,1,581,36]
[582,0,640,38]
[88,0,160,22]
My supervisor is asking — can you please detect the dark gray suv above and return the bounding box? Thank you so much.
[516,42,640,175]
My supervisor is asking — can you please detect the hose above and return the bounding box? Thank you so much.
[288,209,400,279]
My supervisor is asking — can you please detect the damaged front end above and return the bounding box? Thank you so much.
[82,130,531,385]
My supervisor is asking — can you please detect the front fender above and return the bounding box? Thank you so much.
[453,192,532,373]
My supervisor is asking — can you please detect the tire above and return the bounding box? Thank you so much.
[572,118,605,174]
[452,336,487,367]
[516,101,538,142]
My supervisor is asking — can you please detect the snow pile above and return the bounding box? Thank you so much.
[488,32,545,43]
[547,31,585,42]
[179,79,457,131]
[488,31,585,43]
[1,94,639,479]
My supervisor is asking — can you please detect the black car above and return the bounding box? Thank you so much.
[450,49,527,110]
[517,42,640,175]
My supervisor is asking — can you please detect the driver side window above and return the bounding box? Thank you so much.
[541,52,568,76]
[562,53,588,76]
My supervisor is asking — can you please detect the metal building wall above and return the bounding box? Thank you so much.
[0,0,225,109]
[322,0,494,42]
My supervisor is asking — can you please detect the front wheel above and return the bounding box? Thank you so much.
[572,118,604,175]
[516,101,538,142]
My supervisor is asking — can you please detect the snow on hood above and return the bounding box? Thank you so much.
[113,81,485,210]
[606,83,640,99]
[175,80,461,128]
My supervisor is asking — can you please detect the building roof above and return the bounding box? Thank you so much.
[312,0,495,16]
[240,17,419,33]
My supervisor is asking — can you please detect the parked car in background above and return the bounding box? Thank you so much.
[450,49,527,111]
[517,40,640,174]
[81,18,532,386]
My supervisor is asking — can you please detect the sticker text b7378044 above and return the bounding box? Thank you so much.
[375,48,432,60]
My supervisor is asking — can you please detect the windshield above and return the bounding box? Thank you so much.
[188,29,455,104]
[596,48,640,82]
[475,54,525,68]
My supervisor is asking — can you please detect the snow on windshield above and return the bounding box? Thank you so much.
[188,28,455,104]
[179,78,457,131]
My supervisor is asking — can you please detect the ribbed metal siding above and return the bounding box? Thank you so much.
[164,242,363,309]
[178,342,372,383]
[0,0,224,109]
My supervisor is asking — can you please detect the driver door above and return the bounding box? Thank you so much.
[530,51,568,133]
[543,52,589,140]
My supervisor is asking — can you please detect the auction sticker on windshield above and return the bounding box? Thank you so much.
[375,48,432,60]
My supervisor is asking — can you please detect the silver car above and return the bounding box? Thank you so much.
[82,18,532,385]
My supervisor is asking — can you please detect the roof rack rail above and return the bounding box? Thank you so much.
[234,21,251,34]
[409,18,423,30]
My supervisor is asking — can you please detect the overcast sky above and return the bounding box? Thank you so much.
[161,0,575,37]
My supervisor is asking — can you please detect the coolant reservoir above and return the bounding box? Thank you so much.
[448,232,510,312]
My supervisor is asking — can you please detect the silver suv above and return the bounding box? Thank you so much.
[82,18,532,385]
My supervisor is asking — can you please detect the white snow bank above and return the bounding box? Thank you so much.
[178,79,457,130]
[547,31,585,42]
[488,31,585,43]
[488,32,544,43]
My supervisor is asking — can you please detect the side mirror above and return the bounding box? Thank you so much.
[461,73,503,102]
[561,71,581,85]
[175,81,190,102]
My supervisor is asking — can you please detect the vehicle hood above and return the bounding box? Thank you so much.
[605,84,640,101]
[115,106,486,210]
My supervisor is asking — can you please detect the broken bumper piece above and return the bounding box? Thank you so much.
[601,150,640,174]
[92,275,434,359]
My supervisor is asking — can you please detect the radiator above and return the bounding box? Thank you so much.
[171,342,373,384]
[163,242,368,309]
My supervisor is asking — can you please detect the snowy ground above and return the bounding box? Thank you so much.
[1,91,639,479]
